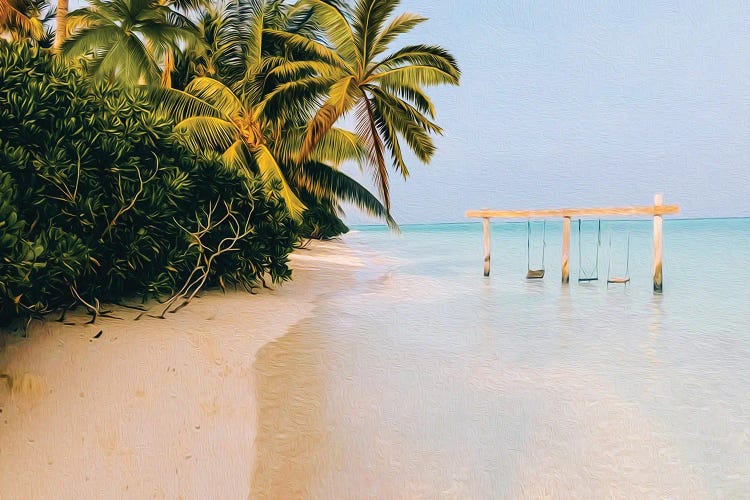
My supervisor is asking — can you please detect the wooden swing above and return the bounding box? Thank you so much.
[578,219,601,282]
[526,220,546,279]
[606,232,631,286]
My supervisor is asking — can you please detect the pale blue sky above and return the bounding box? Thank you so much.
[342,0,750,224]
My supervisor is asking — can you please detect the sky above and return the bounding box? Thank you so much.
[341,0,750,225]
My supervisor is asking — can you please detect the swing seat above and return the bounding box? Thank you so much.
[526,269,545,279]
[607,277,630,284]
[526,220,546,280]
[578,276,598,282]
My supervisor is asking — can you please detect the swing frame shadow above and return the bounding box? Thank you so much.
[466,194,679,292]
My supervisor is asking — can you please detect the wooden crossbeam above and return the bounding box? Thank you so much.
[465,205,679,219]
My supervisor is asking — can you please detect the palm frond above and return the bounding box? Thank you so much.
[262,28,351,70]
[299,75,357,160]
[168,0,208,13]
[293,0,358,66]
[62,0,202,86]
[372,64,459,87]
[257,75,335,123]
[149,86,226,123]
[276,127,366,166]
[253,144,306,219]
[367,92,408,177]
[184,76,245,118]
[367,84,441,133]
[380,80,435,117]
[353,0,399,65]
[65,7,109,32]
[370,12,425,59]
[309,127,367,166]
[382,101,434,166]
[240,0,265,73]
[173,116,239,152]
[369,44,460,83]
[62,23,120,59]
[266,59,340,80]
[0,0,44,39]
[222,139,247,172]
[293,160,397,229]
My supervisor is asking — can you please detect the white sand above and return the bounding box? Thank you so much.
[0,240,359,500]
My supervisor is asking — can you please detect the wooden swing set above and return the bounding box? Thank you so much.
[465,194,680,292]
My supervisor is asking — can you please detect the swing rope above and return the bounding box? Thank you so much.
[606,230,632,286]
[578,219,601,280]
[527,220,546,271]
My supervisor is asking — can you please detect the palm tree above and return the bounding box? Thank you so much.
[63,0,198,85]
[153,0,395,226]
[267,0,460,211]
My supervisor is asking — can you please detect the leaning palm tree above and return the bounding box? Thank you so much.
[265,0,460,211]
[153,0,395,226]
[63,0,198,85]
[154,73,393,223]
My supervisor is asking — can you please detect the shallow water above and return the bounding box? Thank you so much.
[252,219,750,498]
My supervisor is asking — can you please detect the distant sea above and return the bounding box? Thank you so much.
[253,218,750,498]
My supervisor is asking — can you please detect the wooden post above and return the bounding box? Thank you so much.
[653,194,663,292]
[482,217,491,276]
[561,216,571,284]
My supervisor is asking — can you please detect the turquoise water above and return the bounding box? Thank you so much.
[255,219,750,498]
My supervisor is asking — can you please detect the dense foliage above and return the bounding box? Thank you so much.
[0,42,298,325]
[0,0,459,325]
[149,1,398,229]
[299,197,349,240]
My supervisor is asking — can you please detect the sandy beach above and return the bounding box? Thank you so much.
[0,240,360,499]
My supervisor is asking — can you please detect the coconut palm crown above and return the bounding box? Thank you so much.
[267,0,460,211]
[62,0,199,84]
[152,0,396,226]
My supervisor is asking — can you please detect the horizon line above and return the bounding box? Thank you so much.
[349,215,750,228]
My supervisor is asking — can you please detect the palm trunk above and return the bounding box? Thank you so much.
[54,0,68,52]
[156,0,173,88]
[160,48,173,88]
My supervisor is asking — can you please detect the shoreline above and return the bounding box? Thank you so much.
[0,239,361,499]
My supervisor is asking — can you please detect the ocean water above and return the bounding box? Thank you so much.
[253,218,750,499]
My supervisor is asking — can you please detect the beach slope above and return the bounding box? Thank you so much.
[0,240,359,499]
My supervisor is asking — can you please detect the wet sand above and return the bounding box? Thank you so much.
[0,240,359,499]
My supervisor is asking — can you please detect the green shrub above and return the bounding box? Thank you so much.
[298,196,350,240]
[0,41,299,325]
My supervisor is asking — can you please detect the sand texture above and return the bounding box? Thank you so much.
[0,240,359,500]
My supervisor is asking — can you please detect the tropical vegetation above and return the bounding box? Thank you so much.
[0,0,459,325]
[0,42,297,326]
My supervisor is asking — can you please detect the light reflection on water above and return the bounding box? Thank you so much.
[252,219,750,498]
